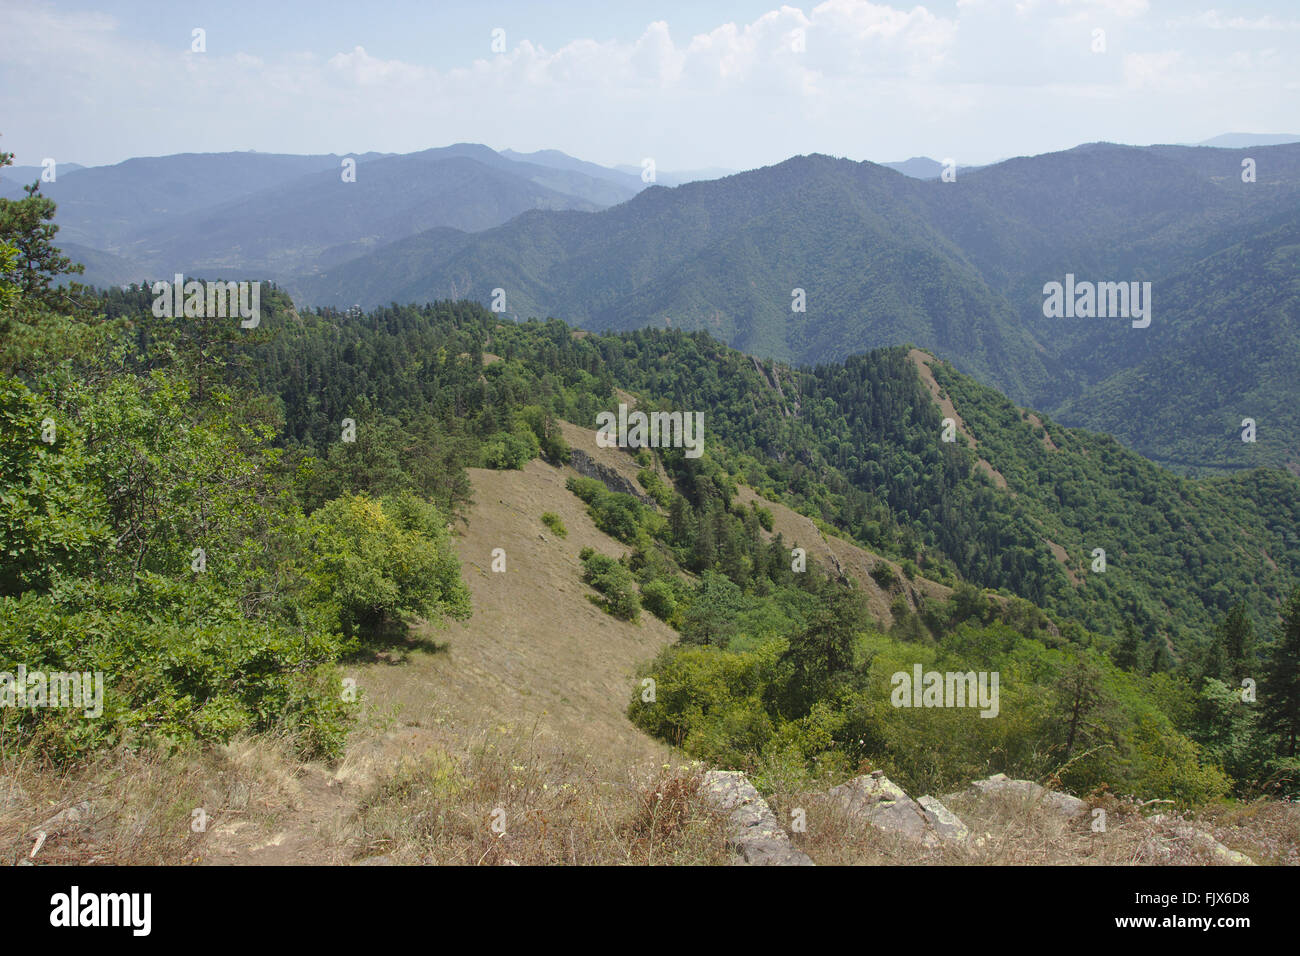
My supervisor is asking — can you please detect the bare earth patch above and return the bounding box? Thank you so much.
[908,349,1010,491]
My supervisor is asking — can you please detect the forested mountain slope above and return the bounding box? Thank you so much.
[292,143,1300,471]
[187,294,1298,660]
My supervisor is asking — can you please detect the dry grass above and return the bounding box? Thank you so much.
[765,784,1291,866]
[349,723,730,865]
[732,483,951,624]
[1191,799,1300,866]
[7,730,1296,865]
[398,458,679,765]
[0,737,283,865]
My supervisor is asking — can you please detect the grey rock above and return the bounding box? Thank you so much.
[917,795,970,842]
[701,770,814,866]
[567,449,655,505]
[969,774,1088,818]
[227,782,251,809]
[1148,814,1255,866]
[828,770,937,846]
[0,779,29,812]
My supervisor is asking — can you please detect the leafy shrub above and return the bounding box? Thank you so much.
[640,578,678,623]
[304,492,471,642]
[0,577,350,760]
[0,377,111,595]
[580,550,641,622]
[566,476,645,544]
[483,430,538,469]
[636,468,672,508]
[540,511,567,538]
[870,561,899,593]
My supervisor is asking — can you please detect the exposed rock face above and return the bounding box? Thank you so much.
[967,773,1089,818]
[701,767,1256,866]
[701,770,814,866]
[917,795,971,842]
[827,770,972,847]
[1148,815,1256,866]
[567,449,654,505]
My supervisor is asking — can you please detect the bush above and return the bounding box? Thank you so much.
[483,430,537,469]
[870,561,899,593]
[540,511,567,538]
[0,377,111,595]
[0,577,351,760]
[636,468,672,508]
[565,476,644,543]
[305,492,471,642]
[640,578,678,623]
[580,551,641,622]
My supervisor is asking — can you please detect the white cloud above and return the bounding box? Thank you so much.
[0,0,1296,168]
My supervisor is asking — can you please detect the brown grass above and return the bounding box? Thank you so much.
[733,483,951,624]
[349,724,729,865]
[0,737,285,865]
[1193,799,1300,866]
[765,784,1286,865]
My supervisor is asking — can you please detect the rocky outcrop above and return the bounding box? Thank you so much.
[30,799,94,836]
[829,771,937,846]
[567,449,654,505]
[966,773,1089,818]
[1148,814,1256,866]
[917,794,971,842]
[27,798,95,861]
[1,779,29,812]
[828,770,971,847]
[779,767,1261,865]
[701,770,814,866]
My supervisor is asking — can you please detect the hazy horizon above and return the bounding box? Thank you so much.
[4,0,1300,169]
[5,133,1299,182]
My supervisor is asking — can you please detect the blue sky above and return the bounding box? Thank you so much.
[2,1,1298,170]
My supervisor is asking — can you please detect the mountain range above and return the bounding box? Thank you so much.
[14,137,1300,473]
[287,142,1300,473]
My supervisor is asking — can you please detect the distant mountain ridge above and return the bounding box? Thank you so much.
[13,144,739,284]
[27,137,1300,471]
[15,145,644,283]
[287,141,1300,472]
[1195,133,1300,148]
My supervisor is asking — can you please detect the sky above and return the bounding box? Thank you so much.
[1,0,1298,171]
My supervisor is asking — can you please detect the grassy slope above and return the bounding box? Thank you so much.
[8,436,1297,865]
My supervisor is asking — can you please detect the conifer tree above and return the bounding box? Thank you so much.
[1260,587,1300,758]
